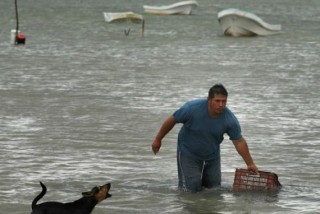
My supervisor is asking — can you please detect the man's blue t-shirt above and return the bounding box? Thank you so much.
[173,99,242,161]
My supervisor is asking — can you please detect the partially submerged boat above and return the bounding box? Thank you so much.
[143,0,198,15]
[217,8,281,37]
[103,12,144,23]
[103,12,145,37]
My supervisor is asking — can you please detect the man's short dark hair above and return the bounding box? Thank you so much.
[208,84,228,98]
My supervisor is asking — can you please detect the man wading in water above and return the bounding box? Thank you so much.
[152,84,258,192]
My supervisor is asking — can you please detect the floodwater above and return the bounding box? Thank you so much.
[0,0,319,213]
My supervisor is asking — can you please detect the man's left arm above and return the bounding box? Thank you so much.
[232,137,259,173]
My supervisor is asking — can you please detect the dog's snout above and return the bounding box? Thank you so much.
[104,183,112,198]
[106,192,112,198]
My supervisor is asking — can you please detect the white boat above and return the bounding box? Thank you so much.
[143,0,198,15]
[103,12,144,23]
[217,8,281,37]
[103,12,145,37]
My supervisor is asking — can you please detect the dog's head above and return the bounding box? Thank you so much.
[82,183,112,203]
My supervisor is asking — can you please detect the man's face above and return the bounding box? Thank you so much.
[208,94,227,116]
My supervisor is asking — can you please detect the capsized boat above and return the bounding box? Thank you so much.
[217,8,281,37]
[103,12,145,37]
[143,0,198,15]
[103,12,144,23]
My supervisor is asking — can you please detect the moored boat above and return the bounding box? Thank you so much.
[217,8,281,37]
[103,12,144,23]
[143,0,198,15]
[103,12,145,37]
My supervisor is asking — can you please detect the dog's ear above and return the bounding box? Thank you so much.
[82,186,100,197]
[82,191,94,197]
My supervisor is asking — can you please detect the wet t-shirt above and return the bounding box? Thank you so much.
[173,99,242,161]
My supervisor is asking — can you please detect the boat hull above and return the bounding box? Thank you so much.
[143,1,198,15]
[103,12,143,23]
[218,8,281,37]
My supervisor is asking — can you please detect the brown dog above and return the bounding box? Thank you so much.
[31,181,112,214]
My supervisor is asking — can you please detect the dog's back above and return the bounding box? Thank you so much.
[32,202,70,214]
[32,201,93,214]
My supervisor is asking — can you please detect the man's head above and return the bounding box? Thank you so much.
[208,84,228,117]
[208,84,228,98]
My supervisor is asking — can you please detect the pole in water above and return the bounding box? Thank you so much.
[14,0,26,45]
[141,20,145,37]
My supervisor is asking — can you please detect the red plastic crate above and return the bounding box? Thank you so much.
[233,168,282,192]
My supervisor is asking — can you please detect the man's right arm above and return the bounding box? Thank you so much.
[152,115,176,154]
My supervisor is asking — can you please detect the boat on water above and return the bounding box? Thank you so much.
[217,8,281,37]
[103,12,144,23]
[143,0,198,15]
[103,12,145,37]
